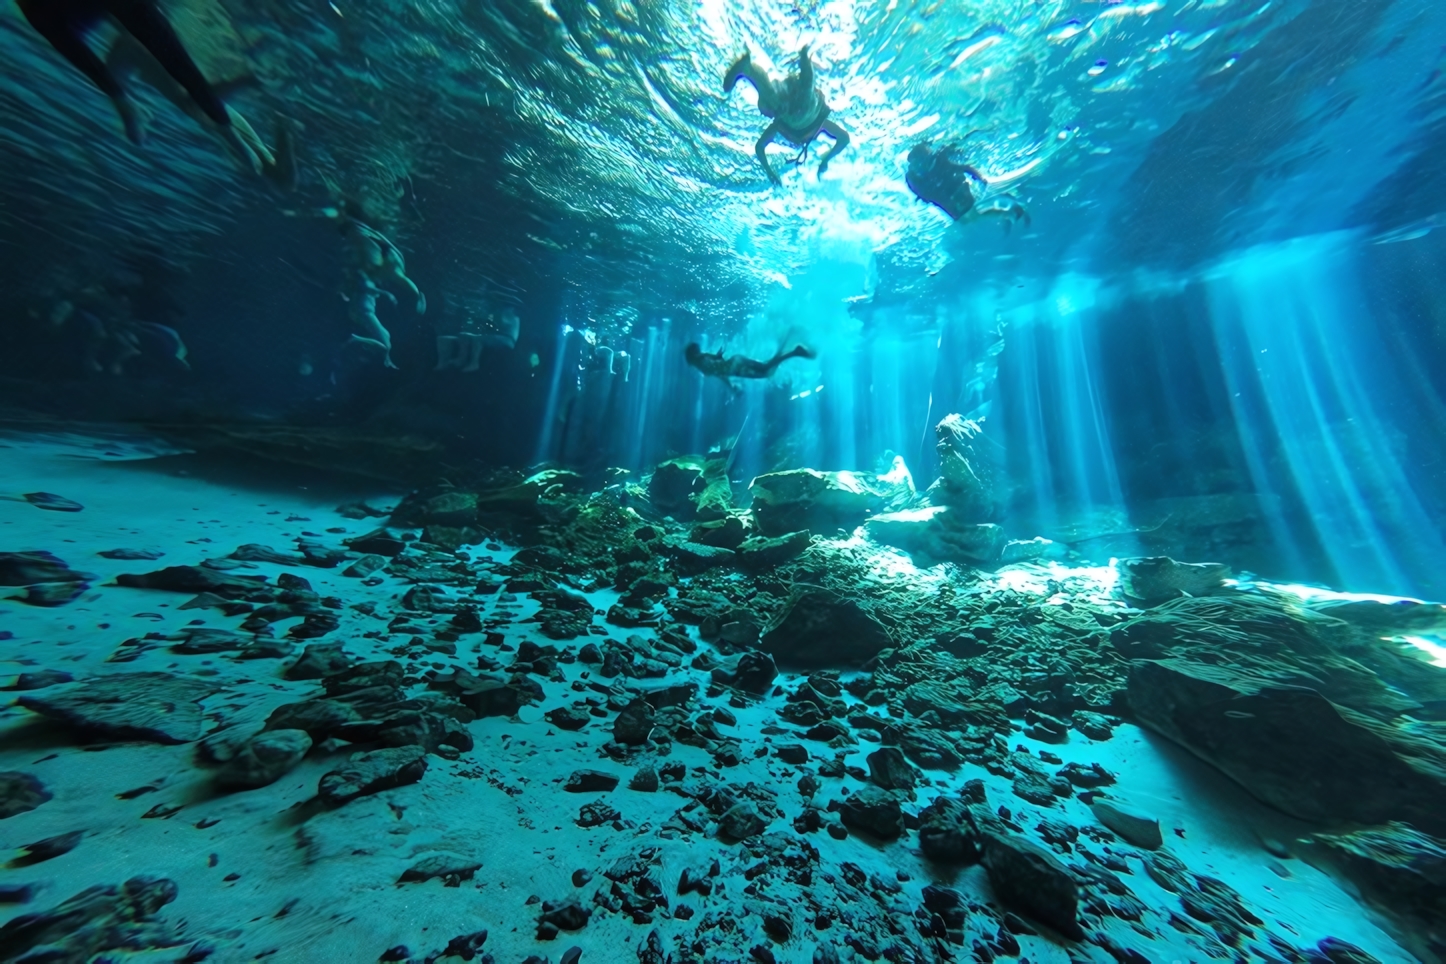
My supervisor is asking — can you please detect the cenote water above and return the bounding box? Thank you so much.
[0,0,1444,962]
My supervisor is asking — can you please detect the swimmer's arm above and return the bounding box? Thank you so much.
[756,121,782,184]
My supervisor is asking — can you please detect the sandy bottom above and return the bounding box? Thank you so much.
[0,431,1418,964]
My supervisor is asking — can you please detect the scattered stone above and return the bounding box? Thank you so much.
[628,766,660,792]
[866,747,918,793]
[342,554,387,578]
[1306,822,1446,958]
[718,803,767,841]
[540,898,590,932]
[711,651,777,695]
[216,729,312,790]
[16,830,83,864]
[0,551,92,606]
[546,706,592,731]
[565,770,620,793]
[736,531,812,570]
[115,565,268,598]
[918,797,981,864]
[318,745,427,806]
[0,773,51,819]
[613,698,656,745]
[22,492,84,511]
[981,830,1083,939]
[865,507,1004,566]
[750,469,873,535]
[1090,797,1163,849]
[3,670,74,691]
[775,744,809,765]
[17,673,218,744]
[398,854,482,885]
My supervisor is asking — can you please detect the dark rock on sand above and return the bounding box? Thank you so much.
[17,672,219,744]
[99,547,165,560]
[718,803,767,841]
[115,565,268,598]
[399,854,482,885]
[0,772,51,819]
[216,729,313,790]
[749,469,873,536]
[21,492,84,512]
[318,745,427,805]
[613,698,656,746]
[0,875,181,961]
[711,651,777,695]
[565,770,621,793]
[16,830,83,864]
[342,553,387,578]
[918,797,982,864]
[0,551,89,586]
[1090,797,1163,849]
[866,747,918,793]
[760,589,892,668]
[1306,822,1446,959]
[546,706,592,731]
[264,699,361,738]
[285,642,356,680]
[3,669,74,691]
[981,830,1083,939]
[1129,658,1446,834]
[834,786,903,840]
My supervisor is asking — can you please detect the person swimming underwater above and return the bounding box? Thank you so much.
[685,342,817,388]
[724,45,850,184]
[17,0,254,165]
[906,140,1030,228]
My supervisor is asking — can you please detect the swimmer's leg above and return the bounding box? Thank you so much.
[755,121,782,184]
[816,119,850,177]
[435,334,460,371]
[460,332,483,372]
[106,0,228,127]
[18,0,146,144]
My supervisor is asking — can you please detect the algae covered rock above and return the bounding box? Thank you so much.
[648,457,705,519]
[749,469,873,536]
[759,588,892,668]
[981,830,1083,939]
[736,530,811,569]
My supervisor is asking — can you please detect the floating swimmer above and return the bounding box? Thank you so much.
[906,141,1030,228]
[685,342,816,389]
[17,0,255,166]
[329,202,424,369]
[724,45,850,184]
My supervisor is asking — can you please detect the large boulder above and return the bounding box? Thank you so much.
[981,831,1083,939]
[17,673,220,744]
[649,458,706,519]
[1128,658,1446,834]
[759,589,893,668]
[748,469,874,536]
[925,414,998,521]
[865,506,1004,566]
[1115,556,1229,604]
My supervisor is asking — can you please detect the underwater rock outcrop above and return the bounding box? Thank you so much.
[1115,555,1230,604]
[749,469,873,536]
[926,414,999,521]
[0,876,185,961]
[16,672,220,744]
[0,550,92,607]
[865,507,1004,566]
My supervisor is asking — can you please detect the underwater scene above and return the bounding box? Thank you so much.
[3,0,1446,961]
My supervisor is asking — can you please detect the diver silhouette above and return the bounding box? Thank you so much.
[17,0,248,159]
[685,342,816,390]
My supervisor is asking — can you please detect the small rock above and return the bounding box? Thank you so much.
[565,770,621,793]
[775,744,809,765]
[613,699,655,746]
[318,746,427,806]
[628,766,659,792]
[835,786,903,840]
[1090,798,1163,850]
[718,803,767,841]
[981,830,1083,939]
[398,854,482,885]
[216,729,312,790]
[98,548,164,560]
[17,829,83,863]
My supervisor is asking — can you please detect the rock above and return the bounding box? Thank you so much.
[865,507,1004,566]
[540,898,590,931]
[114,565,268,598]
[835,786,903,840]
[981,831,1083,939]
[264,699,360,737]
[718,803,767,841]
[1090,798,1163,850]
[21,492,83,511]
[660,535,736,573]
[866,747,918,792]
[775,744,809,765]
[629,766,659,792]
[216,729,312,790]
[1116,556,1229,603]
[17,830,83,864]
[918,797,981,864]
[231,543,305,566]
[439,929,490,960]
[565,770,621,793]
[649,458,706,519]
[613,698,656,745]
[749,469,874,536]
[284,643,355,680]
[398,854,482,885]
[736,531,812,570]
[345,528,407,556]
[691,515,747,550]
[546,706,591,731]
[318,745,427,806]
[0,772,51,819]
[9,581,90,606]
[421,491,479,527]
[710,651,777,695]
[0,876,180,961]
[1128,658,1446,834]
[17,673,218,744]
[98,548,164,560]
[1305,822,1446,959]
[927,414,998,520]
[999,537,1058,565]
[0,551,89,586]
[4,670,74,691]
[342,554,387,578]
[759,589,892,668]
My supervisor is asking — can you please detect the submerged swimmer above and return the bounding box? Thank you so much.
[17,0,254,164]
[906,141,1030,228]
[724,45,850,184]
[685,342,816,388]
[329,202,425,369]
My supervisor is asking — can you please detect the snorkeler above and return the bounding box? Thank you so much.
[906,141,1030,228]
[724,45,850,184]
[436,307,519,372]
[16,0,255,165]
[685,342,816,388]
[328,202,424,369]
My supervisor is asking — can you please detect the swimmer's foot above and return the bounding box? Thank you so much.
[112,96,147,146]
[724,50,751,92]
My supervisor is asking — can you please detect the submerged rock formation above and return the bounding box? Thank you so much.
[749,469,873,536]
